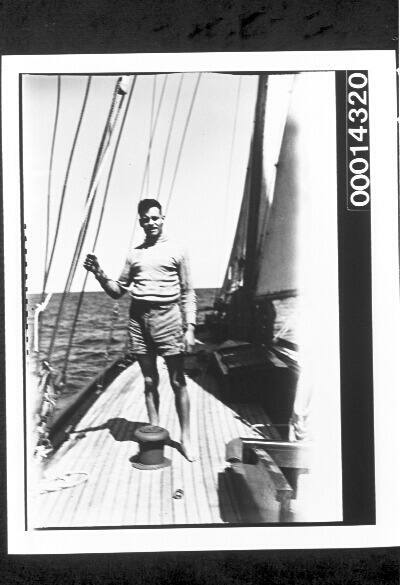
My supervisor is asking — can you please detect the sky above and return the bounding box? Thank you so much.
[22,72,258,293]
[19,65,343,519]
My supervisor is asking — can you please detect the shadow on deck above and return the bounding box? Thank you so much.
[184,351,297,439]
[72,417,184,458]
[35,353,300,528]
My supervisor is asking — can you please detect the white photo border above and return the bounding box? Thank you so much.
[2,50,399,553]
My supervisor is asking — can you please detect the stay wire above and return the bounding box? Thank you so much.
[61,76,137,379]
[61,81,121,296]
[48,83,125,365]
[138,74,168,198]
[85,79,121,203]
[62,79,122,297]
[164,72,202,216]
[156,73,184,199]
[146,75,157,196]
[127,74,168,250]
[47,78,124,361]
[215,75,242,299]
[93,76,138,253]
[42,76,92,297]
[41,75,61,302]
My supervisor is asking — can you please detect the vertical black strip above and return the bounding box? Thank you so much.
[336,71,375,524]
[19,73,28,531]
[0,59,8,551]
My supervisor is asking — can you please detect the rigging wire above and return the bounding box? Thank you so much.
[62,86,121,292]
[47,78,126,362]
[156,73,184,199]
[84,80,121,204]
[215,75,243,297]
[61,76,137,380]
[61,80,123,300]
[138,74,168,198]
[91,76,138,254]
[253,74,296,286]
[41,75,61,302]
[42,76,92,298]
[127,74,168,251]
[164,72,202,216]
[146,75,157,196]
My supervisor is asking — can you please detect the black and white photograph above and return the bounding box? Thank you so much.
[2,50,399,553]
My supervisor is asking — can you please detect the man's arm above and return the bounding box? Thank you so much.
[83,254,126,299]
[177,249,196,351]
[177,250,196,326]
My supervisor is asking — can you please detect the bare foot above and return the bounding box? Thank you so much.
[180,440,198,462]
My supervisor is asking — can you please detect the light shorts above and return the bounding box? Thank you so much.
[128,300,185,357]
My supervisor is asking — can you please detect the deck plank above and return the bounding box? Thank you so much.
[40,365,142,527]
[188,380,214,525]
[37,380,126,526]
[72,373,140,526]
[158,371,175,525]
[169,390,187,525]
[34,359,278,528]
[180,380,203,525]
[109,394,147,526]
[200,385,223,523]
[186,382,208,524]
[207,383,239,522]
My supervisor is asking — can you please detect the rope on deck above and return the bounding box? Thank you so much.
[39,472,89,494]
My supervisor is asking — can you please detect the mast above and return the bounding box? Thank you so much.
[228,74,268,341]
[215,74,269,342]
[242,74,268,297]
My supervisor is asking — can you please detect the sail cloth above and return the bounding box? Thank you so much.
[220,71,342,520]
[223,72,338,300]
[291,72,342,520]
[255,73,339,297]
[221,75,296,297]
[265,71,341,521]
[255,74,296,296]
[221,146,252,293]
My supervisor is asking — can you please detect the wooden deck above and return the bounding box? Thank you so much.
[31,359,277,528]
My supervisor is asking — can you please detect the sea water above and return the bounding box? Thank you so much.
[27,289,219,395]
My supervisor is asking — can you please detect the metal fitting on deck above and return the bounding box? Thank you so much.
[131,425,171,470]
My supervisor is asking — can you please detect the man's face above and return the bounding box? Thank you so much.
[139,206,164,238]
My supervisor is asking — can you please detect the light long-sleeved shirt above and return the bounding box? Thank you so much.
[117,234,196,325]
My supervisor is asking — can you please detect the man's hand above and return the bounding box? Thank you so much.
[184,325,196,353]
[84,253,100,276]
[83,254,122,299]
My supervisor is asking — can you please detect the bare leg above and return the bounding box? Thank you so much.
[137,354,159,426]
[165,354,196,461]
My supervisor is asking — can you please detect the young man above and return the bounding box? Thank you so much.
[84,199,197,461]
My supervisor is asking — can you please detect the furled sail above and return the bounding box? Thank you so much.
[221,74,296,301]
[217,71,341,520]
[220,72,338,342]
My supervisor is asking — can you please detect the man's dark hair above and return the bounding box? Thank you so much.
[138,198,162,217]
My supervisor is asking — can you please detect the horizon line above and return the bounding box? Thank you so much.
[26,285,222,295]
